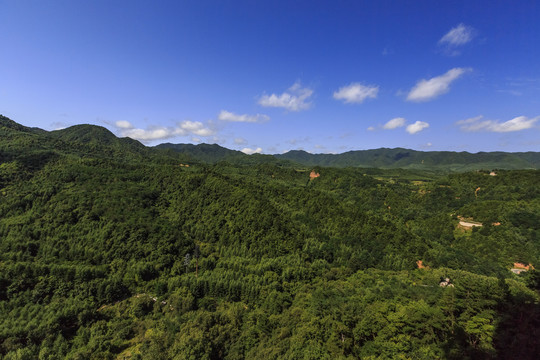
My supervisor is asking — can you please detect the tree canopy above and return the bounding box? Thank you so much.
[1,116,539,359]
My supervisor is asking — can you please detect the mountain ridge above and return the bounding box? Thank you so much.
[2,115,540,170]
[275,147,540,170]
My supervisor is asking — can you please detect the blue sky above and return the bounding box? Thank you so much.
[1,0,539,154]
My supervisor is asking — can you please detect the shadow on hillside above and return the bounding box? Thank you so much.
[494,300,540,359]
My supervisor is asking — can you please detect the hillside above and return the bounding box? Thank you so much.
[275,148,540,171]
[1,115,540,359]
[0,116,157,167]
[51,124,146,151]
[154,142,296,166]
[155,143,244,162]
[155,144,540,171]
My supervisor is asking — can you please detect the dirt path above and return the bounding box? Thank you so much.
[459,220,482,227]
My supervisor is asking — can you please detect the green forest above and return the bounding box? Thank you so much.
[1,115,539,359]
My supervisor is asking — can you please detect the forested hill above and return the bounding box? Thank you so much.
[0,115,151,165]
[156,143,540,171]
[275,148,540,171]
[154,142,292,166]
[155,143,245,162]
[2,115,540,170]
[1,114,540,358]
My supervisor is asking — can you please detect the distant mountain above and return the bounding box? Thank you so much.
[155,143,245,163]
[275,148,540,171]
[153,144,540,170]
[2,116,540,171]
[154,143,294,166]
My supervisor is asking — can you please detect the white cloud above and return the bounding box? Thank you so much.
[115,120,133,129]
[383,117,406,130]
[118,127,175,141]
[333,83,379,104]
[51,121,69,130]
[218,110,269,123]
[258,82,313,111]
[179,120,214,136]
[241,147,263,155]
[439,24,475,46]
[406,68,470,102]
[114,120,214,142]
[457,115,539,132]
[406,121,430,134]
[367,126,376,131]
[234,137,247,145]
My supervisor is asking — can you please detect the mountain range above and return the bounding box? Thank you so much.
[2,115,540,171]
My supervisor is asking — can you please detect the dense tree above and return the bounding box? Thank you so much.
[1,116,539,358]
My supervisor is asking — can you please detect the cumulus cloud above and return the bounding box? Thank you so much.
[114,120,214,142]
[439,24,475,46]
[258,82,313,111]
[333,83,379,104]
[180,120,214,136]
[218,110,269,123]
[406,68,469,102]
[383,117,406,130]
[406,121,430,134]
[457,115,539,132]
[367,126,376,131]
[241,147,263,155]
[115,120,133,129]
